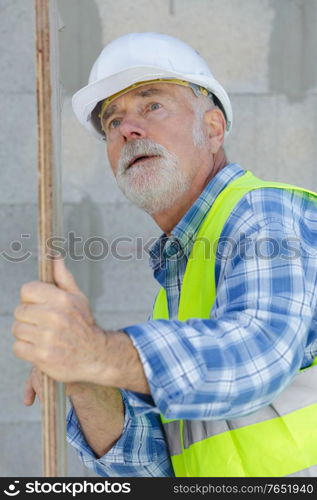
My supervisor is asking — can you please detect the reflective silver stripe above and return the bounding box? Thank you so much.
[162,364,317,453]
[182,364,317,449]
[162,420,182,455]
[287,465,317,477]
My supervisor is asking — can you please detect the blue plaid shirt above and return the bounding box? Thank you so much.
[67,163,317,476]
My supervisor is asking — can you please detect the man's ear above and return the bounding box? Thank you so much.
[204,108,226,153]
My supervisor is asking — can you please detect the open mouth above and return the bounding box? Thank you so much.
[127,155,160,169]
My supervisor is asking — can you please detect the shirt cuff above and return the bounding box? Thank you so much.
[120,388,159,416]
[123,321,188,417]
[66,390,158,467]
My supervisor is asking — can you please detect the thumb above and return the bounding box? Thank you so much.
[53,258,82,295]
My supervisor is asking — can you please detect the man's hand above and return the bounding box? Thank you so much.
[12,258,109,385]
[12,258,150,393]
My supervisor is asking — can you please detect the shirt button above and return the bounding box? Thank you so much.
[166,240,181,256]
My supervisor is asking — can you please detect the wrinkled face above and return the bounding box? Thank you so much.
[101,83,210,214]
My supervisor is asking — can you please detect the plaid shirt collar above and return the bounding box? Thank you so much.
[149,163,245,269]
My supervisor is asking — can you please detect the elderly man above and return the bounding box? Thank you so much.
[12,33,317,477]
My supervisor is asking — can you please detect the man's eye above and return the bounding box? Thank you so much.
[149,103,162,111]
[109,118,121,129]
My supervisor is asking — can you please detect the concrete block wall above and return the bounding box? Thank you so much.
[1,0,316,477]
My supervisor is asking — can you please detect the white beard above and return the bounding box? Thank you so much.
[115,139,190,214]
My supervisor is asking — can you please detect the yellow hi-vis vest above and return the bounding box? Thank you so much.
[152,170,317,477]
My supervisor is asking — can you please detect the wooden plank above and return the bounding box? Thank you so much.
[34,0,67,477]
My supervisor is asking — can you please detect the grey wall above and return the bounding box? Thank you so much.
[1,0,316,477]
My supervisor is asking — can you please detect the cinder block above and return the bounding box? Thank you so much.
[0,204,37,253]
[65,248,158,313]
[0,0,35,94]
[0,255,38,314]
[0,422,41,476]
[272,94,317,190]
[268,0,317,99]
[226,94,317,190]
[94,254,158,313]
[57,0,103,97]
[63,201,159,244]
[225,94,258,171]
[0,94,37,204]
[94,310,151,331]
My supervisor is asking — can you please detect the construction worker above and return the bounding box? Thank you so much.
[12,32,317,477]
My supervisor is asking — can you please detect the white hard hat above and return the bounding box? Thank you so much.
[72,32,233,141]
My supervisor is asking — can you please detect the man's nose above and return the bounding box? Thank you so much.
[119,115,147,141]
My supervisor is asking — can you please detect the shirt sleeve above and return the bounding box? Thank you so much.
[124,190,317,420]
[66,390,174,477]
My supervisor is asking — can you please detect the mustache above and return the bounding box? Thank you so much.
[117,139,169,174]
